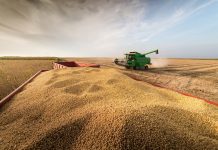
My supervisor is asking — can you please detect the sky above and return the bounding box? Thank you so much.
[0,0,217,58]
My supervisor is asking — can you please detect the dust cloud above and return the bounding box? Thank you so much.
[151,59,169,68]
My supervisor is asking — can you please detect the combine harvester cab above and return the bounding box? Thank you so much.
[53,61,100,69]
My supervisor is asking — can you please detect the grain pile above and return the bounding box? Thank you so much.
[0,67,218,150]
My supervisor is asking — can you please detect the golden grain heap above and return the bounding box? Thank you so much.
[0,67,218,150]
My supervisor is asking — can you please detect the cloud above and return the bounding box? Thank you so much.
[0,0,216,56]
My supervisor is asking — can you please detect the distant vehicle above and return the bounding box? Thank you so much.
[114,49,159,70]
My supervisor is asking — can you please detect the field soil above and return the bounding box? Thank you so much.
[0,67,218,149]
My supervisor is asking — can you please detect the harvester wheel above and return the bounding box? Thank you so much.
[125,66,130,69]
[145,66,149,70]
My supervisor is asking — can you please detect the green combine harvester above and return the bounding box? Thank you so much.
[114,49,158,70]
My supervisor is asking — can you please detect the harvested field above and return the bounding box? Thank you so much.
[1,67,218,149]
[121,59,218,103]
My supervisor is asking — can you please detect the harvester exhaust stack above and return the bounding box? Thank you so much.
[114,49,159,70]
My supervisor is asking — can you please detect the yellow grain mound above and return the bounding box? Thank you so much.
[0,68,218,150]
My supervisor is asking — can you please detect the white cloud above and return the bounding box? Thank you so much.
[0,0,216,56]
